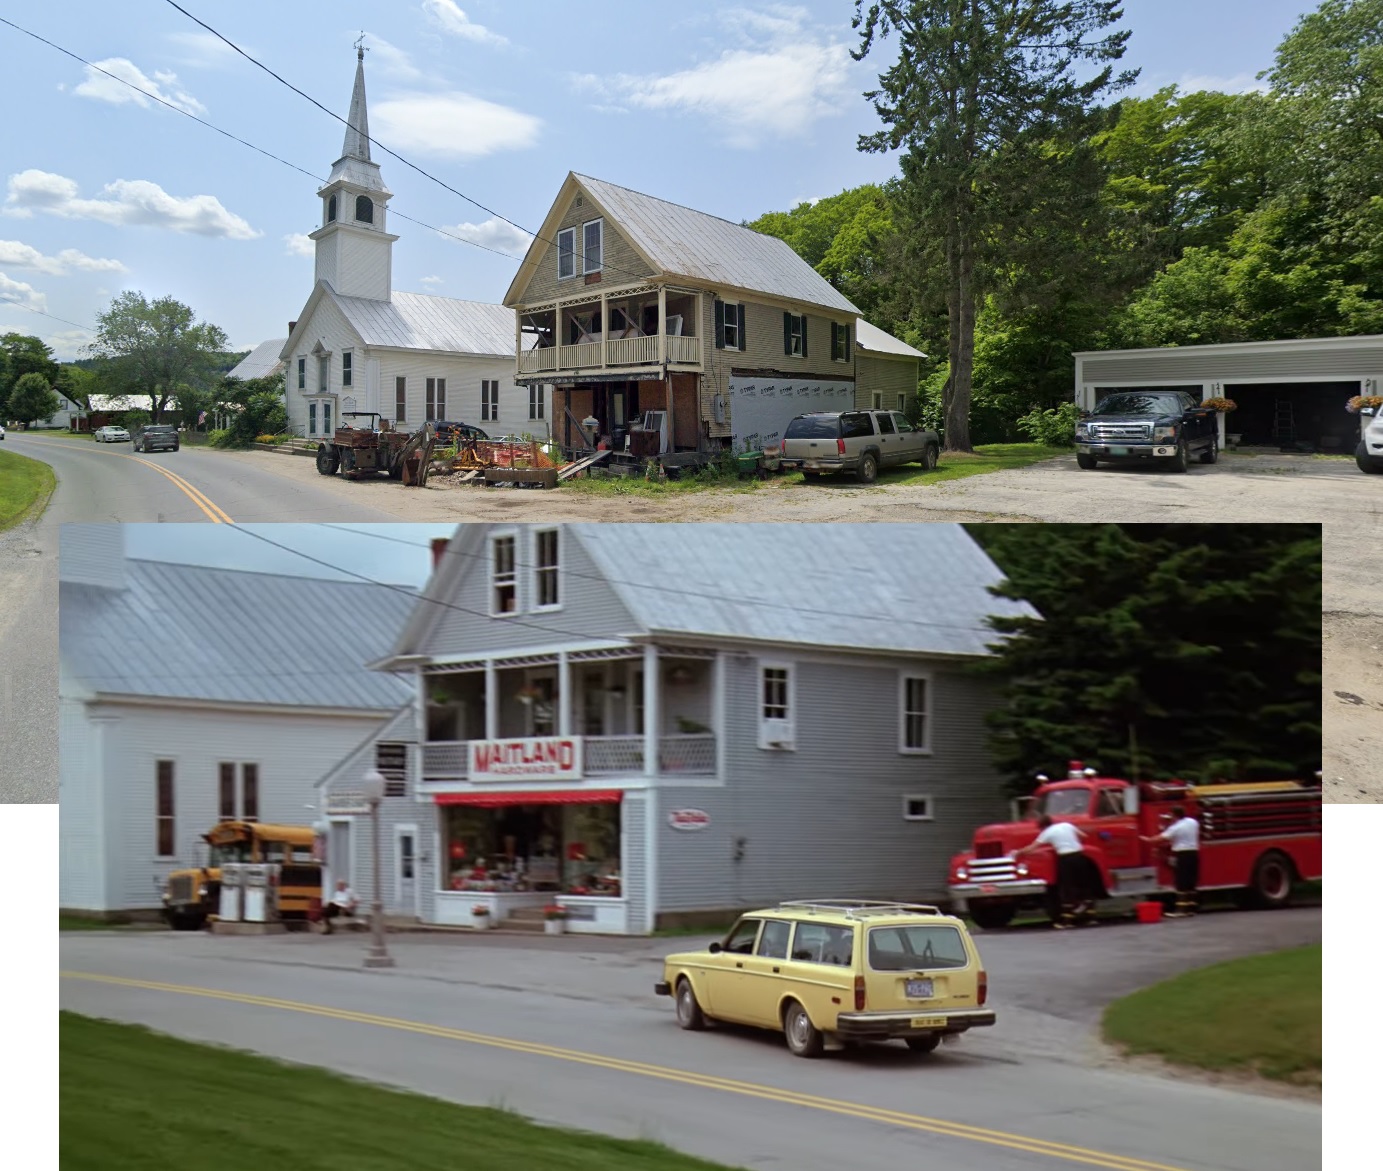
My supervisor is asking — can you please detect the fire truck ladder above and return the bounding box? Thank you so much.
[1197,789,1321,841]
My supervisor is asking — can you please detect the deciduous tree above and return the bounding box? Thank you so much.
[0,333,59,419]
[8,371,61,428]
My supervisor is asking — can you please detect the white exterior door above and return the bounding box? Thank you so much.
[328,819,353,893]
[394,824,418,916]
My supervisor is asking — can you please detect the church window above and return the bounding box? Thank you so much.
[395,377,407,423]
[355,195,374,224]
[327,195,337,223]
[318,355,329,392]
[297,357,305,390]
[342,351,353,387]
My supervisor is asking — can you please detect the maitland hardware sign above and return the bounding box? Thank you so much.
[470,737,583,780]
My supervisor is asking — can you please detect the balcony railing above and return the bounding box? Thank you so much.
[607,334,658,365]
[421,733,717,780]
[518,334,702,376]
[668,335,699,364]
[422,741,469,778]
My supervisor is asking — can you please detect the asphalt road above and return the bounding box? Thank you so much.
[0,433,400,803]
[61,908,1321,1171]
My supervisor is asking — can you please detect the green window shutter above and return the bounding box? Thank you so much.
[715,300,726,348]
[801,314,808,358]
[738,304,746,339]
[845,324,851,361]
[783,311,792,355]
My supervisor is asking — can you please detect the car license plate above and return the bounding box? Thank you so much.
[905,979,934,998]
[980,884,997,893]
[911,1016,946,1029]
[1109,445,1130,455]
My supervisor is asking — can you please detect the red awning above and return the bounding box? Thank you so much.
[434,789,624,807]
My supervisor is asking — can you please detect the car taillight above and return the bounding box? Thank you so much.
[837,437,846,455]
[854,975,866,1011]
[978,970,988,1006]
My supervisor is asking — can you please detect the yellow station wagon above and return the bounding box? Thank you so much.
[654,900,995,1058]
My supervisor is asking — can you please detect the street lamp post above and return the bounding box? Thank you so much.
[360,769,395,969]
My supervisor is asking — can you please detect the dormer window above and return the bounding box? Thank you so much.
[327,195,337,223]
[355,195,374,224]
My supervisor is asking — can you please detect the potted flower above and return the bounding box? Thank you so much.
[471,904,492,930]
[1200,397,1237,413]
[543,904,568,935]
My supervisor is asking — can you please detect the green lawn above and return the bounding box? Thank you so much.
[1102,945,1321,1084]
[61,1013,742,1171]
[0,448,57,530]
[59,913,165,932]
[791,442,1066,488]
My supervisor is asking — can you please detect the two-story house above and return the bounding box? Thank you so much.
[370,523,1034,935]
[504,174,922,457]
[278,50,545,444]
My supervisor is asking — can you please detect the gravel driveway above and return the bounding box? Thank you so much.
[229,446,1377,798]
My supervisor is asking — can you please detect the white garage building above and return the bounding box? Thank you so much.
[1074,335,1383,454]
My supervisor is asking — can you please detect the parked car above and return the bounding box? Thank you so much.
[92,425,130,443]
[131,423,180,453]
[655,900,994,1058]
[433,420,489,444]
[1356,406,1383,474]
[1074,392,1218,472]
[779,410,940,484]
[0,423,6,440]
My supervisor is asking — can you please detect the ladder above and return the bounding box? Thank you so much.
[1272,398,1296,442]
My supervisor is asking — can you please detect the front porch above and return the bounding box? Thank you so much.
[421,647,717,785]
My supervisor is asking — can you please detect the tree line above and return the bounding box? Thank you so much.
[749,0,1380,449]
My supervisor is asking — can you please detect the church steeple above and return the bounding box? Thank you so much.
[309,41,397,302]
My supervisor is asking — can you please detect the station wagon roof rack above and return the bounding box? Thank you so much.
[775,899,944,919]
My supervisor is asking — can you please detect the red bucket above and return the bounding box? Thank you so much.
[1136,901,1163,924]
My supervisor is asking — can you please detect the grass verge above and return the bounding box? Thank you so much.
[0,448,57,530]
[1102,945,1321,1084]
[60,913,165,932]
[61,1013,740,1170]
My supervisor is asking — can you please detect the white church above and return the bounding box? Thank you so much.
[278,49,543,443]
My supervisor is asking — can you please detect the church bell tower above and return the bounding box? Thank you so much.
[309,44,397,301]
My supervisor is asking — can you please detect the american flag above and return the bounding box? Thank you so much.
[198,410,206,424]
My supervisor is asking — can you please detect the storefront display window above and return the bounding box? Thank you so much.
[441,800,622,897]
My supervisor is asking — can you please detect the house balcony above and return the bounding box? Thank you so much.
[517,287,703,379]
[421,732,716,783]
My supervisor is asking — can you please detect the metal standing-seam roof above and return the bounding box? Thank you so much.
[573,174,861,316]
[855,319,925,360]
[61,560,416,711]
[227,339,288,381]
[331,290,526,357]
[571,524,1033,658]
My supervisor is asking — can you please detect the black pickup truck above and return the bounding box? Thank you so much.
[1074,391,1218,472]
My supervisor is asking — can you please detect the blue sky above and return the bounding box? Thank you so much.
[123,523,457,585]
[2,0,1318,360]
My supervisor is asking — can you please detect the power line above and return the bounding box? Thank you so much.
[0,16,528,266]
[0,298,94,332]
[159,2,658,284]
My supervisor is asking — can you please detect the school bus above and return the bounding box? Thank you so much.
[161,821,322,930]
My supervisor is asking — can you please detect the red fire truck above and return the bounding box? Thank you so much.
[948,762,1322,928]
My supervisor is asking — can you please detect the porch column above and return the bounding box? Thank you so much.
[514,310,522,374]
[558,651,572,735]
[657,286,668,366]
[643,644,660,780]
[484,660,498,741]
[600,292,609,371]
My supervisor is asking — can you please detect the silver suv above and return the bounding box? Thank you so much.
[132,424,180,453]
[780,410,940,484]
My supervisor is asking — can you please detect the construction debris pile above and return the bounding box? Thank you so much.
[432,437,609,488]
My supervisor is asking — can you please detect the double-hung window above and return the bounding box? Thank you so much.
[899,673,931,753]
[219,763,260,820]
[395,376,407,423]
[715,300,745,350]
[529,384,545,420]
[758,663,795,750]
[583,219,603,275]
[557,227,576,280]
[534,529,559,609]
[491,534,517,614]
[783,312,807,357]
[341,351,353,387]
[831,322,851,361]
[481,380,499,422]
[297,357,306,390]
[426,378,446,422]
[156,761,175,857]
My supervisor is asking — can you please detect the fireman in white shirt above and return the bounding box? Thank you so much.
[1014,815,1094,929]
[1143,805,1201,917]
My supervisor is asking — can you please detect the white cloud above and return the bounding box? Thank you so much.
[1133,72,1269,98]
[5,170,261,240]
[420,275,445,285]
[74,58,206,115]
[441,216,533,255]
[574,7,853,146]
[0,239,127,275]
[42,329,93,361]
[166,31,243,68]
[373,93,540,158]
[0,273,47,313]
[369,37,424,82]
[284,233,315,257]
[422,1,507,46]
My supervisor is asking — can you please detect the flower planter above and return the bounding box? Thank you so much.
[544,919,566,935]
[472,914,493,930]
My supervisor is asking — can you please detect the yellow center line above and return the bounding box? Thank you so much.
[62,971,1191,1171]
[13,436,235,522]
